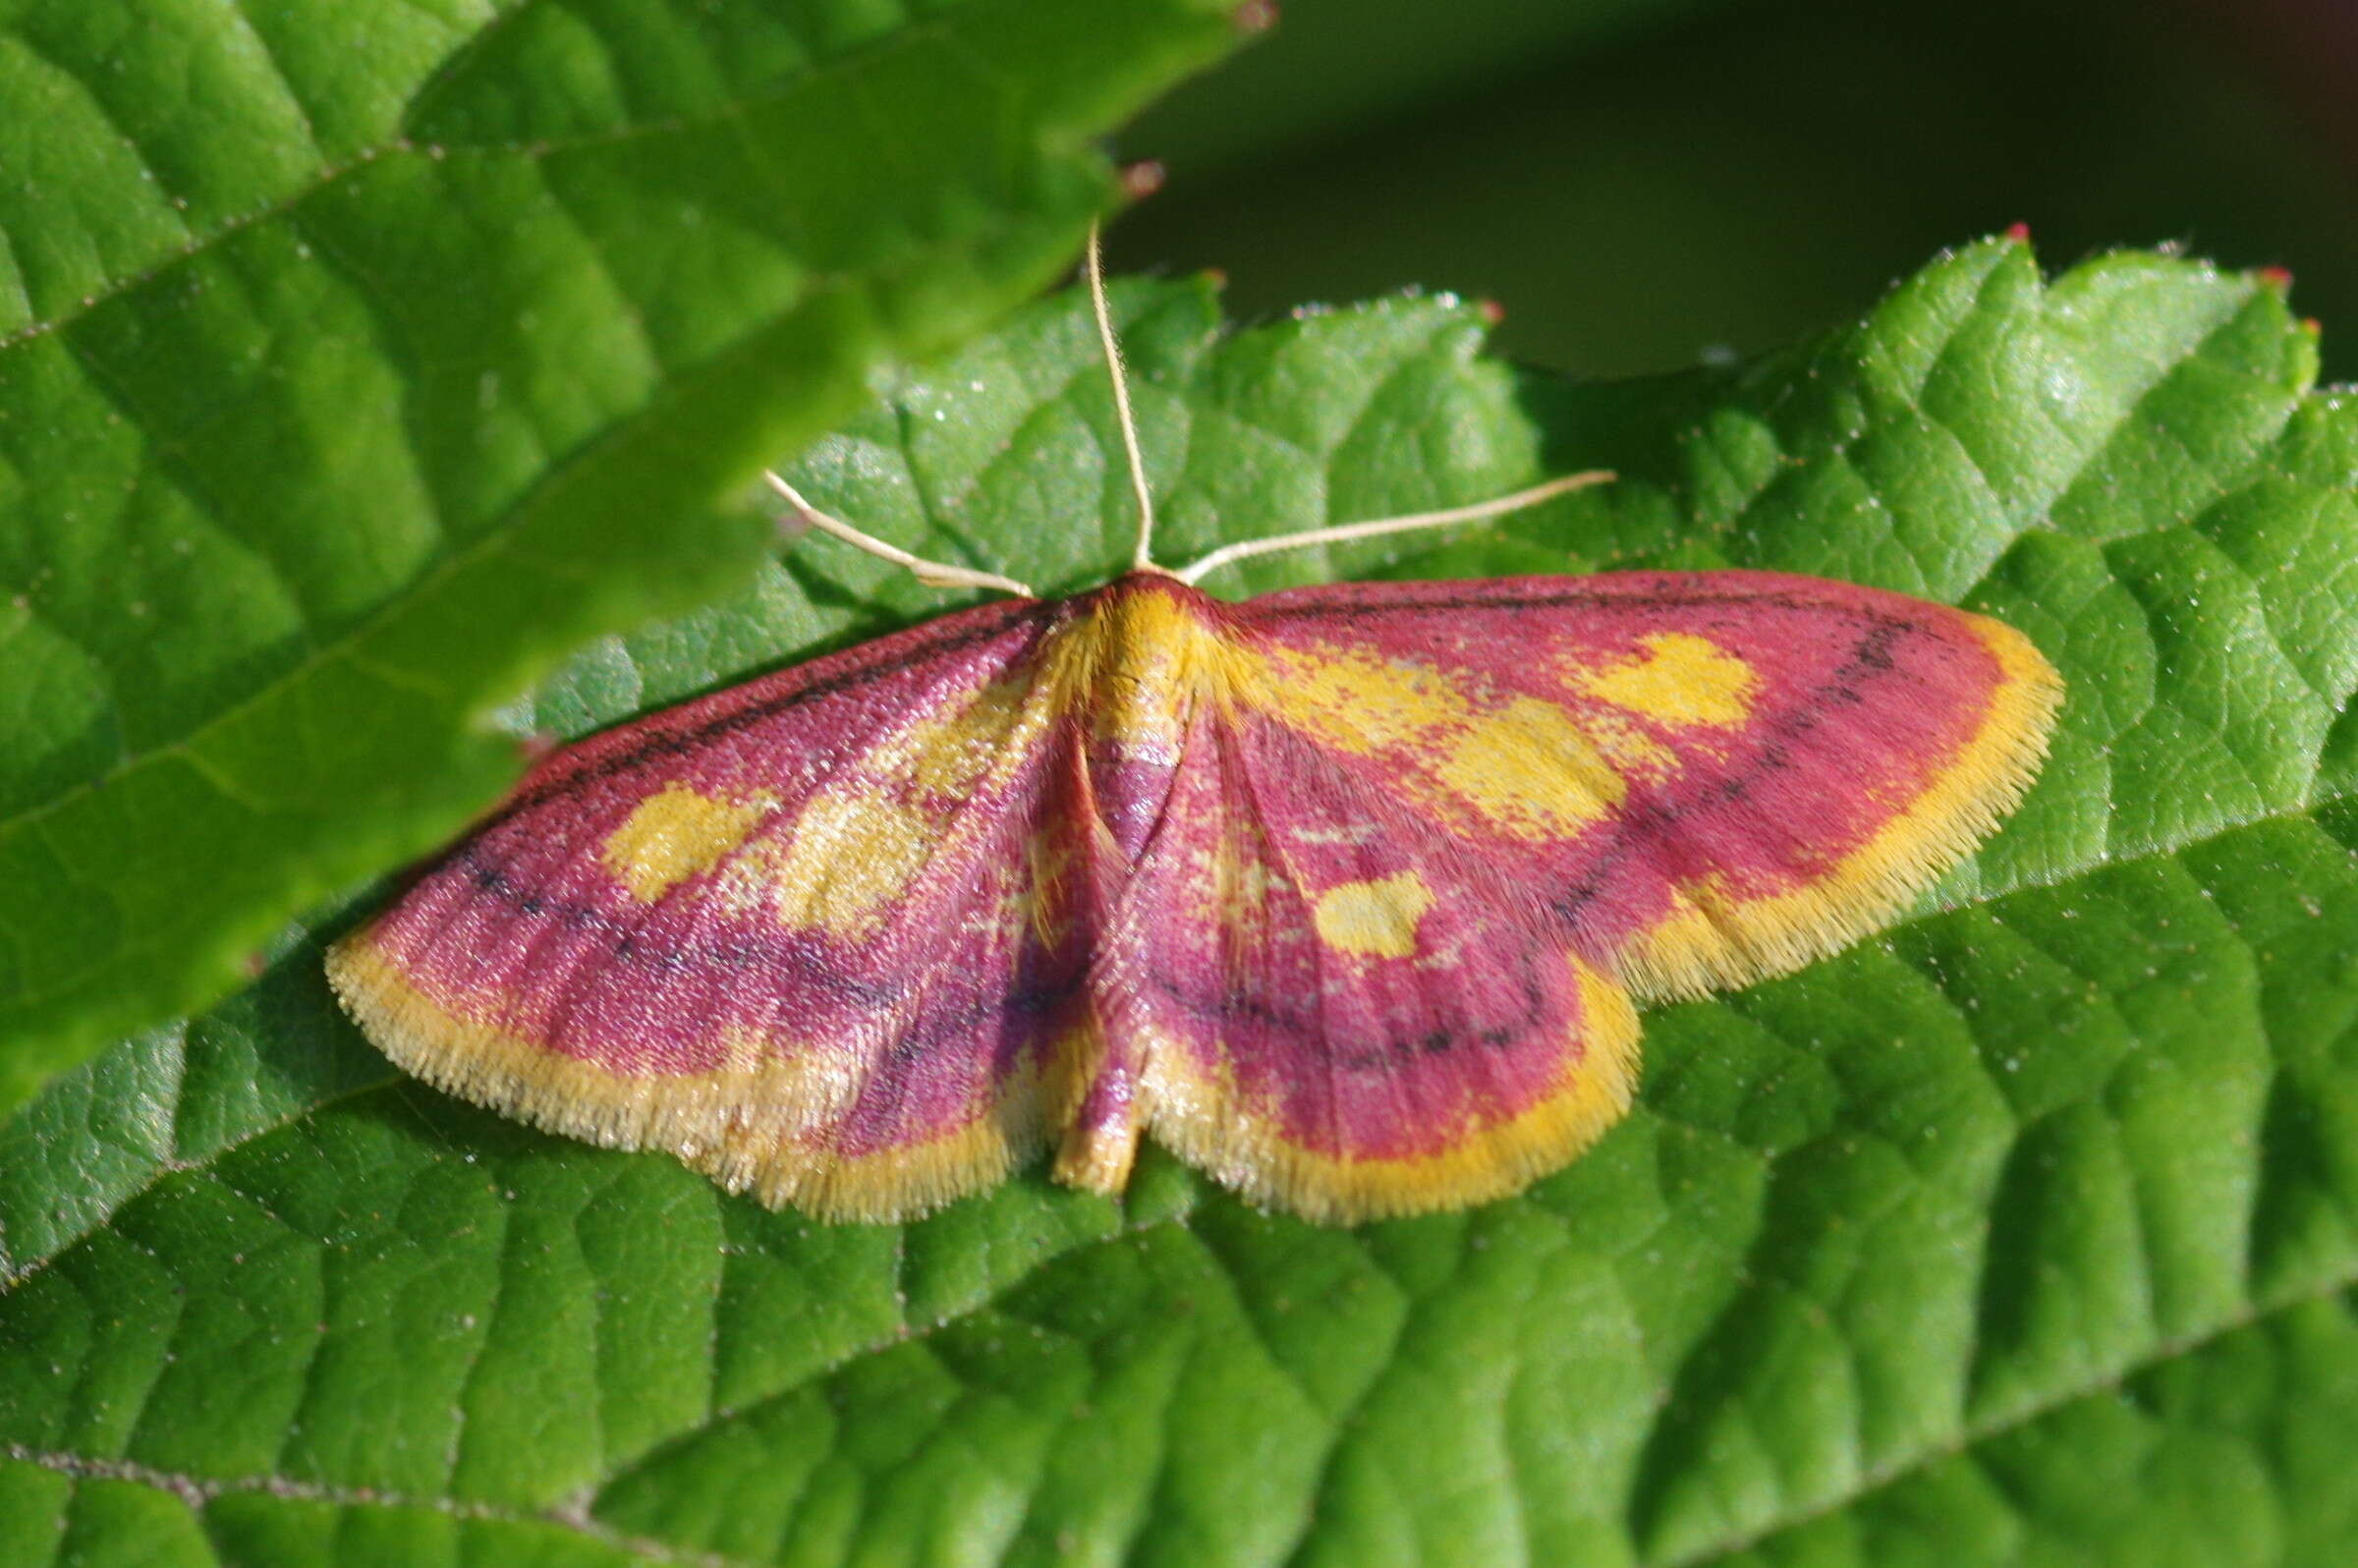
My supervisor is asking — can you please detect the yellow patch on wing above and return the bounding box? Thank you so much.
[1202,827,1285,932]
[759,792,941,939]
[1620,613,2063,1000]
[866,675,1037,795]
[1141,952,1643,1223]
[1432,696,1626,838]
[1313,871,1434,958]
[1252,644,1468,752]
[600,783,772,902]
[1247,645,1628,841]
[1577,632,1759,728]
[712,665,1064,940]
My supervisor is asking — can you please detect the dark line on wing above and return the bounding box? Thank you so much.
[450,843,1088,1031]
[480,597,1055,830]
[1147,938,1554,1066]
[1233,584,1857,623]
[455,846,899,1005]
[1547,612,1914,924]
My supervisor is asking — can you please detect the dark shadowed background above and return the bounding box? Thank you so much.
[1109,0,2358,379]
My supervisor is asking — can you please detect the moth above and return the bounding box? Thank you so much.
[330,232,2061,1224]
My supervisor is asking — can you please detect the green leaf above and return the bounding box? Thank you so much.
[0,0,1248,1111]
[8,239,2358,1564]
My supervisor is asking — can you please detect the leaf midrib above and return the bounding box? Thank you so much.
[9,1170,2348,1568]
[1654,1267,2358,1568]
[0,1438,749,1568]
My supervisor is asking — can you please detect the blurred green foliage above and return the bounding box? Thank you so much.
[1115,0,2358,379]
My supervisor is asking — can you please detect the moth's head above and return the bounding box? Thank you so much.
[1042,568,1256,710]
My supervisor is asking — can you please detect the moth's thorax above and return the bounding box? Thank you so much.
[1045,572,1253,861]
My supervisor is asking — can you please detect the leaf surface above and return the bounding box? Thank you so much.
[0,0,1246,1107]
[6,241,2358,1565]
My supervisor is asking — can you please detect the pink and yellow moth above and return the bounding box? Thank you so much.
[329,234,2061,1224]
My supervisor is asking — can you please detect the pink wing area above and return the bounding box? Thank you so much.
[327,597,1095,1220]
[1102,704,1641,1223]
[1225,569,2063,1003]
[1092,568,2054,1221]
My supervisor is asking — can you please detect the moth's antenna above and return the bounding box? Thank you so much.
[1171,469,1616,586]
[1087,222,1159,571]
[764,471,1036,598]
